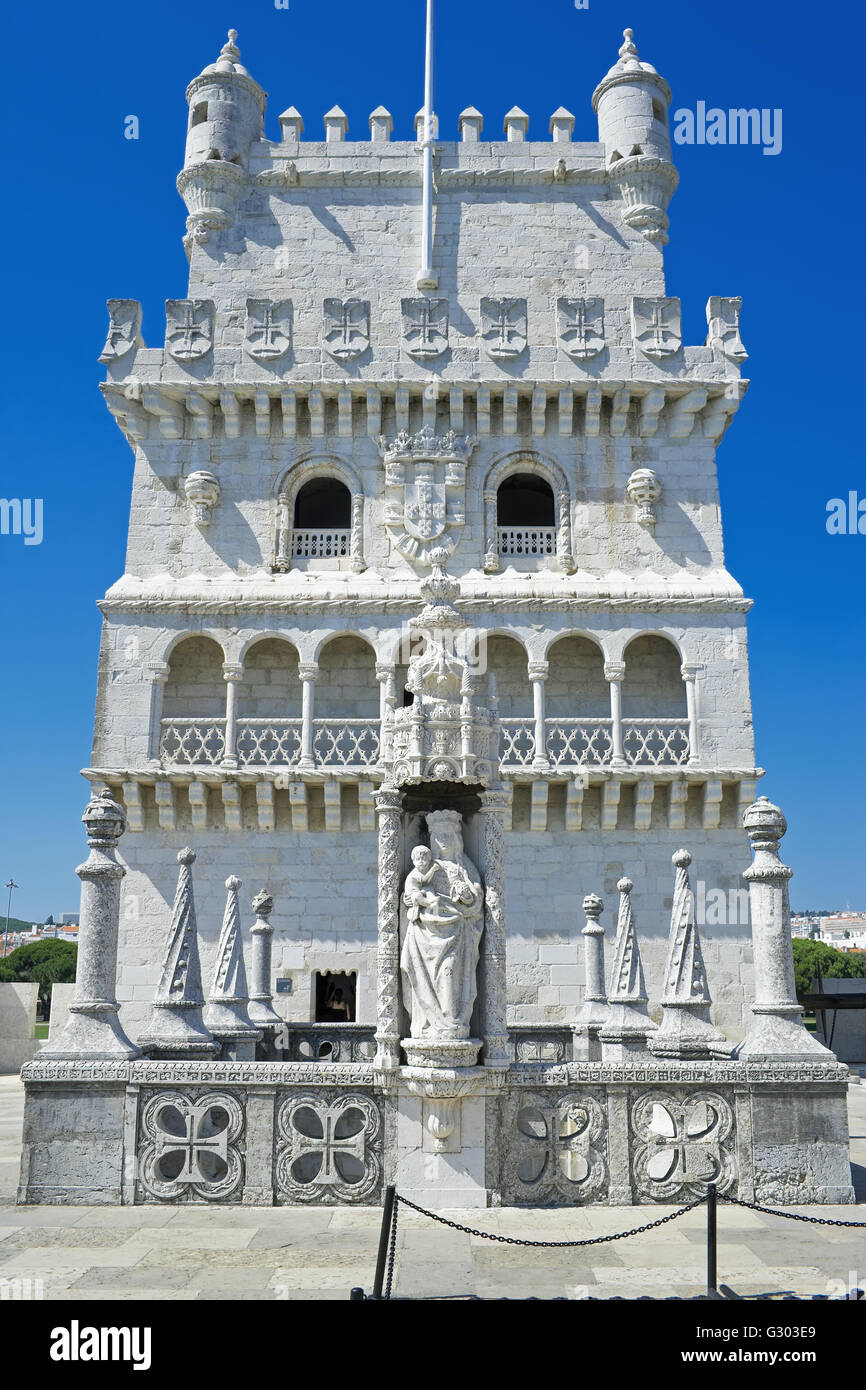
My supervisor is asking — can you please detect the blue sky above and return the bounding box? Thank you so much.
[0,0,861,919]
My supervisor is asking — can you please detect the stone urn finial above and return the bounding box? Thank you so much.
[743,795,787,847]
[252,889,274,919]
[619,27,638,61]
[82,787,126,847]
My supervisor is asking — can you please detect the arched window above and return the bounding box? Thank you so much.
[163,637,225,718]
[496,475,557,559]
[274,462,365,573]
[483,458,573,572]
[292,477,352,558]
[237,639,301,719]
[497,473,556,528]
[621,634,690,766]
[294,477,351,531]
[236,638,302,768]
[546,636,608,718]
[316,636,379,719]
[159,635,227,765]
[622,636,686,718]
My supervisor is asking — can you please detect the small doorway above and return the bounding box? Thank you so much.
[315,971,357,1023]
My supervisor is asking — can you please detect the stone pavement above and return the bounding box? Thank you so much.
[1,1073,864,1302]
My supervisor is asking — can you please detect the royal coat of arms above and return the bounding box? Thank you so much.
[379,426,476,565]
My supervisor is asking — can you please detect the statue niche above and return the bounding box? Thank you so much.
[400,810,484,1068]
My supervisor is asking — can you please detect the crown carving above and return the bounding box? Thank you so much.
[378,425,476,464]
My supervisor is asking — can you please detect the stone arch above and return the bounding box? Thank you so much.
[546,634,609,718]
[160,628,227,668]
[237,637,302,719]
[294,476,351,529]
[622,633,687,717]
[316,634,380,719]
[162,635,226,719]
[497,472,555,526]
[482,450,574,573]
[273,454,365,572]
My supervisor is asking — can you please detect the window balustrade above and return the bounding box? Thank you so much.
[292,528,350,558]
[497,526,557,557]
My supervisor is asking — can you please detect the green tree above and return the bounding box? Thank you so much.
[792,938,866,997]
[0,940,77,1015]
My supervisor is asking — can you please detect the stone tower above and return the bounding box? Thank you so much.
[93,26,757,1047]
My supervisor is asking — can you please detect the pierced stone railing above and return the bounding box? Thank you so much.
[292,529,350,558]
[236,719,303,767]
[546,719,613,767]
[160,715,689,771]
[159,719,227,766]
[509,1026,573,1064]
[280,1024,377,1063]
[500,718,536,766]
[622,718,690,766]
[313,720,381,767]
[497,526,557,557]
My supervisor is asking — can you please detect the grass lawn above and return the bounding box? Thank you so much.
[34,1024,49,1039]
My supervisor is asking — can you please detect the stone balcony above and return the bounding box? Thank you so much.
[157,715,690,773]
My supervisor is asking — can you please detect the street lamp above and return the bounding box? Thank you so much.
[3,880,18,959]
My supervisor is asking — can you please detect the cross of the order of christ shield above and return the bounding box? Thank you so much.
[404,476,447,541]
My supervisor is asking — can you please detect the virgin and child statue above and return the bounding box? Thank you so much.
[400,810,485,1040]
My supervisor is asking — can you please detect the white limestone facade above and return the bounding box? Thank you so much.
[92,28,759,1044]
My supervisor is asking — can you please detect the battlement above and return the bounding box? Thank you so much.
[177,27,679,258]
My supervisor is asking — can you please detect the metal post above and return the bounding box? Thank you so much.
[349,1287,365,1301]
[372,1185,397,1300]
[706,1182,718,1296]
[3,879,18,959]
[417,0,437,289]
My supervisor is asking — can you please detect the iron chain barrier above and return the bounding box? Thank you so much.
[348,1184,866,1302]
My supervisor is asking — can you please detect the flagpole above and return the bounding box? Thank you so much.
[417,0,438,289]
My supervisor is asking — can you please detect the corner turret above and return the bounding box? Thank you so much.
[592,28,678,245]
[177,30,267,255]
